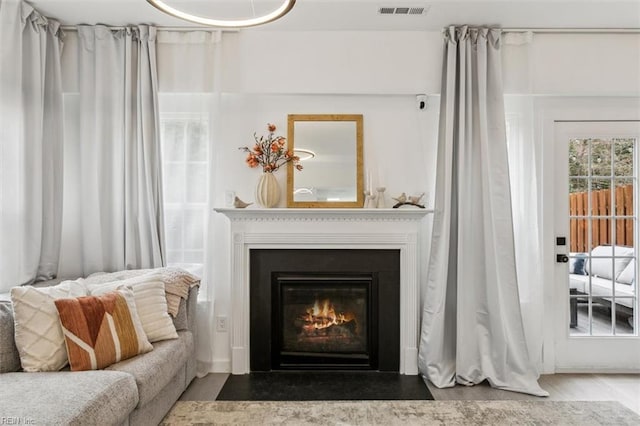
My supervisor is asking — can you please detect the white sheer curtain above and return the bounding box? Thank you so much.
[157,30,220,376]
[505,95,544,373]
[58,25,165,278]
[0,0,63,291]
[418,26,547,396]
[503,31,545,373]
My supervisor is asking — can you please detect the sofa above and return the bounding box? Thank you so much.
[569,245,635,327]
[0,271,198,426]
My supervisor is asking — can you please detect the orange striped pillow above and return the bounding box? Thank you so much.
[54,289,153,371]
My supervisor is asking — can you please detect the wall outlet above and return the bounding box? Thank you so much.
[216,316,228,332]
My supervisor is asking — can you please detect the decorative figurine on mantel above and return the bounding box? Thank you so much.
[364,190,377,209]
[392,192,425,209]
[233,196,252,208]
[392,192,407,204]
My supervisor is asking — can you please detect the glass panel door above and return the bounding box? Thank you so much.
[555,121,640,371]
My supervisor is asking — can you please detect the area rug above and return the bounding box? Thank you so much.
[162,400,640,425]
[215,372,433,401]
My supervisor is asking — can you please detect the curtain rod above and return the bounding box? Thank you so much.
[60,25,234,32]
[502,28,640,34]
[59,25,640,34]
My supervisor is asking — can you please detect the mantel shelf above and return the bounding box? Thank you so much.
[214,207,433,222]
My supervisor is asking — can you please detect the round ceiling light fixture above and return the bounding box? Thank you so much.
[146,0,296,28]
[294,148,316,161]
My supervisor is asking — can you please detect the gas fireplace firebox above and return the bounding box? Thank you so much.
[250,249,400,372]
[273,275,376,369]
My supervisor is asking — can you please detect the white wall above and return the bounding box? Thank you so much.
[220,31,442,95]
[502,33,640,95]
[531,34,640,96]
[216,30,640,96]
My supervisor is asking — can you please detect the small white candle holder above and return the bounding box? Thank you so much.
[375,187,386,208]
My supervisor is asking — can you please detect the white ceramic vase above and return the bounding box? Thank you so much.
[255,172,280,208]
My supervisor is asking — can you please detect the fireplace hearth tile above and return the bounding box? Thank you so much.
[216,372,433,401]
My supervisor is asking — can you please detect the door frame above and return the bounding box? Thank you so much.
[539,97,640,373]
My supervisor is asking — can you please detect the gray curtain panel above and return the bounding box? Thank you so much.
[58,25,165,277]
[0,0,64,291]
[418,26,547,396]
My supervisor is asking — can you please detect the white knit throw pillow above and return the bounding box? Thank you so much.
[11,280,87,372]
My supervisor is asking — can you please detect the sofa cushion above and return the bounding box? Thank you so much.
[10,279,87,372]
[0,370,138,425]
[106,330,193,407]
[569,253,587,275]
[84,267,200,318]
[55,289,153,371]
[569,274,635,308]
[616,259,635,285]
[585,245,634,280]
[0,301,21,373]
[89,276,179,342]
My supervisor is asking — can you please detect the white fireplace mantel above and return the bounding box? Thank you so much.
[214,207,432,375]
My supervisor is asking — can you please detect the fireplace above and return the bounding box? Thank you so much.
[273,274,377,369]
[250,249,399,371]
[215,207,429,375]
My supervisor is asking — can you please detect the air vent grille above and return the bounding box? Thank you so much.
[378,6,427,15]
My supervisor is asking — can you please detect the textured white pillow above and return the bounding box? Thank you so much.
[89,275,178,342]
[10,279,87,372]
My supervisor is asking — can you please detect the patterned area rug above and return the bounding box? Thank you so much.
[162,400,640,425]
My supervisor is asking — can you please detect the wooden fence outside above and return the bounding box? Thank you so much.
[569,184,634,253]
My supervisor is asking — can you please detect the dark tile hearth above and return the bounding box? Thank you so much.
[215,372,434,401]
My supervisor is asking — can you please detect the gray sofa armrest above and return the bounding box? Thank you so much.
[186,286,199,333]
[173,285,199,332]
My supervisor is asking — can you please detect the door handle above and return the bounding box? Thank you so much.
[557,254,569,263]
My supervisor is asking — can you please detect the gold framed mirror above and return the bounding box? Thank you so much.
[287,114,364,208]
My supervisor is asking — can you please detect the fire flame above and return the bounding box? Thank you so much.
[301,299,356,333]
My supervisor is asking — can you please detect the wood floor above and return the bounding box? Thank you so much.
[427,374,640,415]
[180,373,640,415]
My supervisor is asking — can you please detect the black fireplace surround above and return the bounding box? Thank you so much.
[250,249,400,371]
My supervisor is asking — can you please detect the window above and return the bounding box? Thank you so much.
[160,113,209,278]
[568,136,636,336]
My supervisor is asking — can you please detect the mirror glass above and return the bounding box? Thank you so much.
[287,114,363,208]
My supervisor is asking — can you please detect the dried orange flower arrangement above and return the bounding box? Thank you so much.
[239,123,302,173]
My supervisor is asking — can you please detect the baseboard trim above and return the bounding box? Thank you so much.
[211,359,231,373]
[553,367,640,374]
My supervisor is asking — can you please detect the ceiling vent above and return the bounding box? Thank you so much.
[378,5,428,15]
